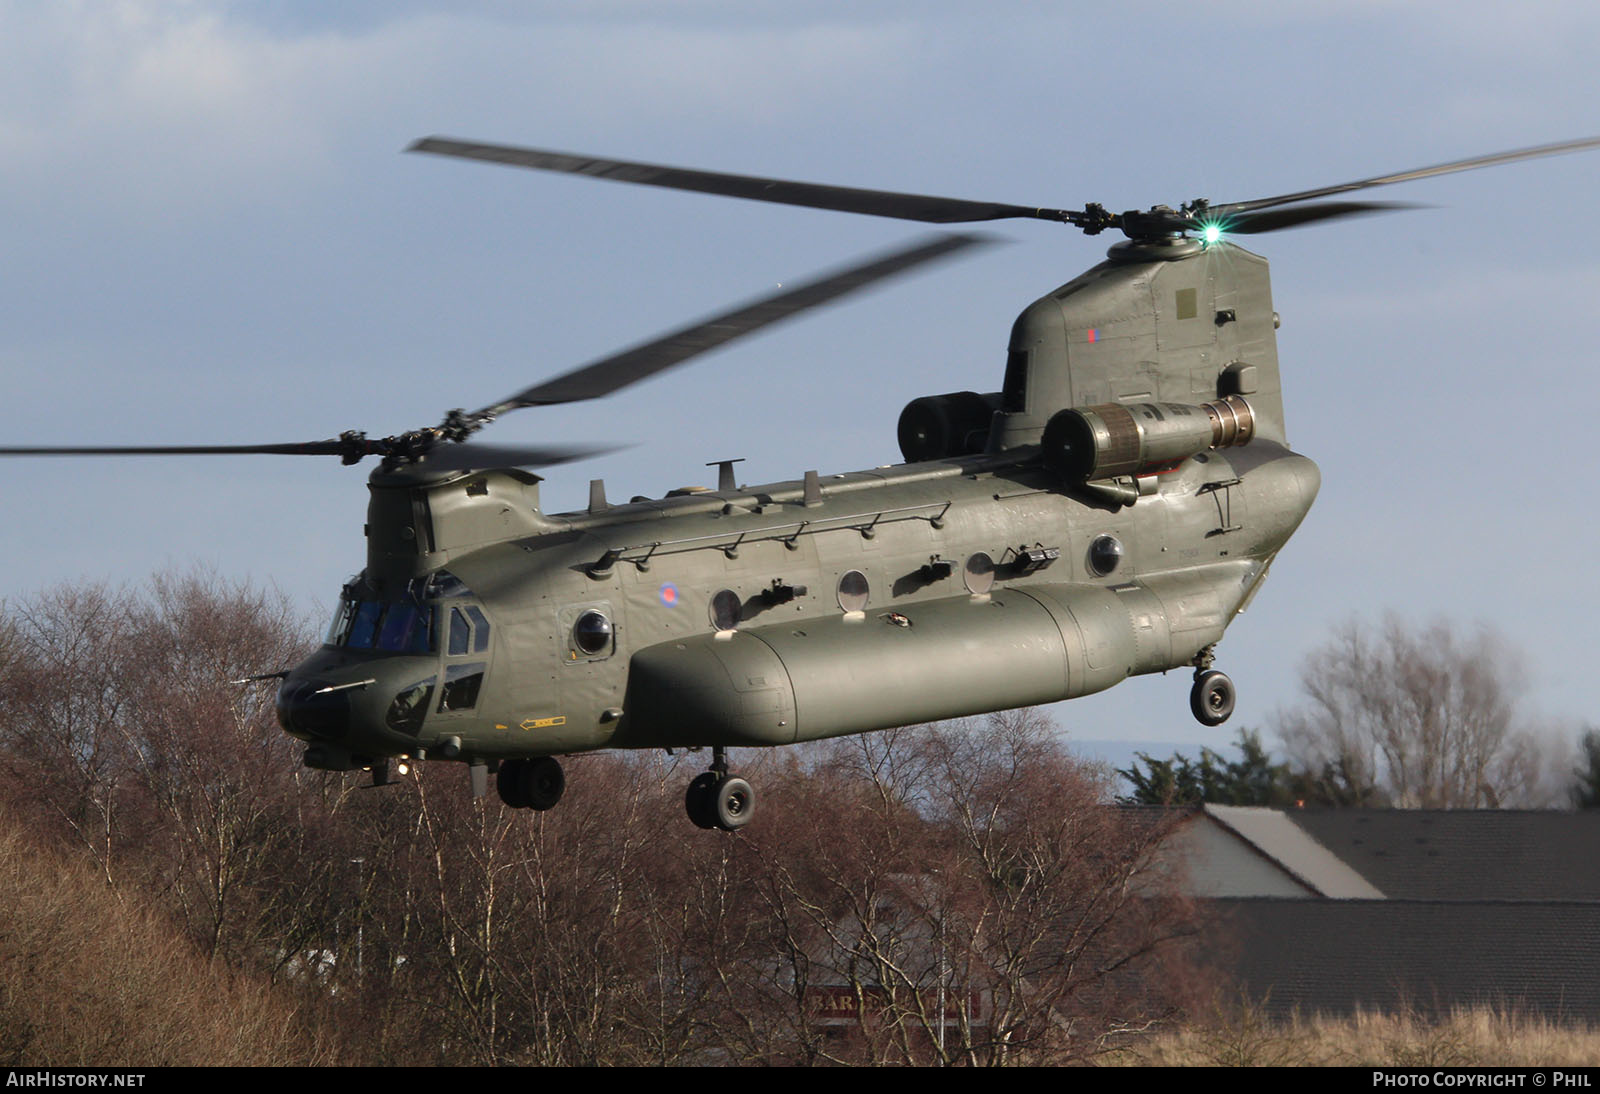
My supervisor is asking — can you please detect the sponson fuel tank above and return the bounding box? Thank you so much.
[612,570,1250,748]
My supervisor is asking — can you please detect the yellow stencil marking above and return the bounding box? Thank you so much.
[520,715,567,731]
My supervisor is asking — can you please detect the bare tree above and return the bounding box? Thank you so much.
[0,584,144,883]
[746,713,1200,1065]
[1276,617,1553,808]
[118,573,318,963]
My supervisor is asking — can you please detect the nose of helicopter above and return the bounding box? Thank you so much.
[276,678,353,741]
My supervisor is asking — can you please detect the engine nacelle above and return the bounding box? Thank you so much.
[897,391,1001,462]
[1041,395,1255,483]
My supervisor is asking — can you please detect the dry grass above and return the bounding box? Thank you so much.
[0,817,332,1067]
[1105,998,1600,1067]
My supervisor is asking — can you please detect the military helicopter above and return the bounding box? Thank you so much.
[7,135,1598,831]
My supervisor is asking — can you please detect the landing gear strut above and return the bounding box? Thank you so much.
[685,747,755,831]
[1188,645,1236,727]
[497,756,566,811]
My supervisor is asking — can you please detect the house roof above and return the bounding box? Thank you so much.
[1205,898,1600,1021]
[1285,810,1600,901]
[1202,805,1386,900]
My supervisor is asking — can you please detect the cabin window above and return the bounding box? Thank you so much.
[709,590,741,632]
[572,610,613,655]
[963,552,996,595]
[837,570,870,613]
[1088,534,1124,577]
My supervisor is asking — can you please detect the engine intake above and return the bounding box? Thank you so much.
[897,391,1001,462]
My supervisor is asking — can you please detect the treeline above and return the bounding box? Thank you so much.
[1122,618,1597,809]
[0,575,1201,1066]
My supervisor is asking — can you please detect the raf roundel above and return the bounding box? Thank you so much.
[659,582,679,607]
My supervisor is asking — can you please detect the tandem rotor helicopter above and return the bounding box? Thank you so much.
[7,134,1599,830]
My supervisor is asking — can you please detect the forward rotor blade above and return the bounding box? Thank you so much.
[1218,200,1420,234]
[0,438,619,473]
[414,441,619,472]
[477,232,994,415]
[0,440,354,458]
[1213,135,1600,218]
[410,137,1079,225]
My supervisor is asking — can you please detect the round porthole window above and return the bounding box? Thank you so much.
[837,570,870,612]
[572,610,613,655]
[1088,535,1124,577]
[709,589,742,631]
[963,552,995,595]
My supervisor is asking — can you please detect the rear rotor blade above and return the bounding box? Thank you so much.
[410,137,1082,226]
[1218,200,1420,234]
[477,232,995,416]
[1212,135,1600,218]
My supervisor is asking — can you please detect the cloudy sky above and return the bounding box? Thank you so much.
[4,1,1598,756]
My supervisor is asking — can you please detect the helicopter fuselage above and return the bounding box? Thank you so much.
[278,434,1318,768]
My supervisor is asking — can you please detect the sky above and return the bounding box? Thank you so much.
[3,1,1599,764]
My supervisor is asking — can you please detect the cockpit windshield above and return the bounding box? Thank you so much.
[324,569,476,654]
[327,597,435,653]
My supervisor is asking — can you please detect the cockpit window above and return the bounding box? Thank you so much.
[447,605,491,656]
[325,599,356,646]
[465,606,491,653]
[327,595,436,653]
[347,601,383,649]
[325,571,473,654]
[377,603,435,653]
[439,662,485,712]
[387,675,435,734]
[423,570,471,599]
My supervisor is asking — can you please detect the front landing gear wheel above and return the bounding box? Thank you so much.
[523,756,565,811]
[712,776,755,831]
[497,757,565,810]
[685,772,719,829]
[1191,669,1236,727]
[497,759,529,809]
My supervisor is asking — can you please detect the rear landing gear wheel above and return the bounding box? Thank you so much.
[684,747,756,831]
[712,776,755,831]
[1191,669,1236,727]
[685,772,719,829]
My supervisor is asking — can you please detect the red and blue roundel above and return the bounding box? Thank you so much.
[659,582,679,607]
